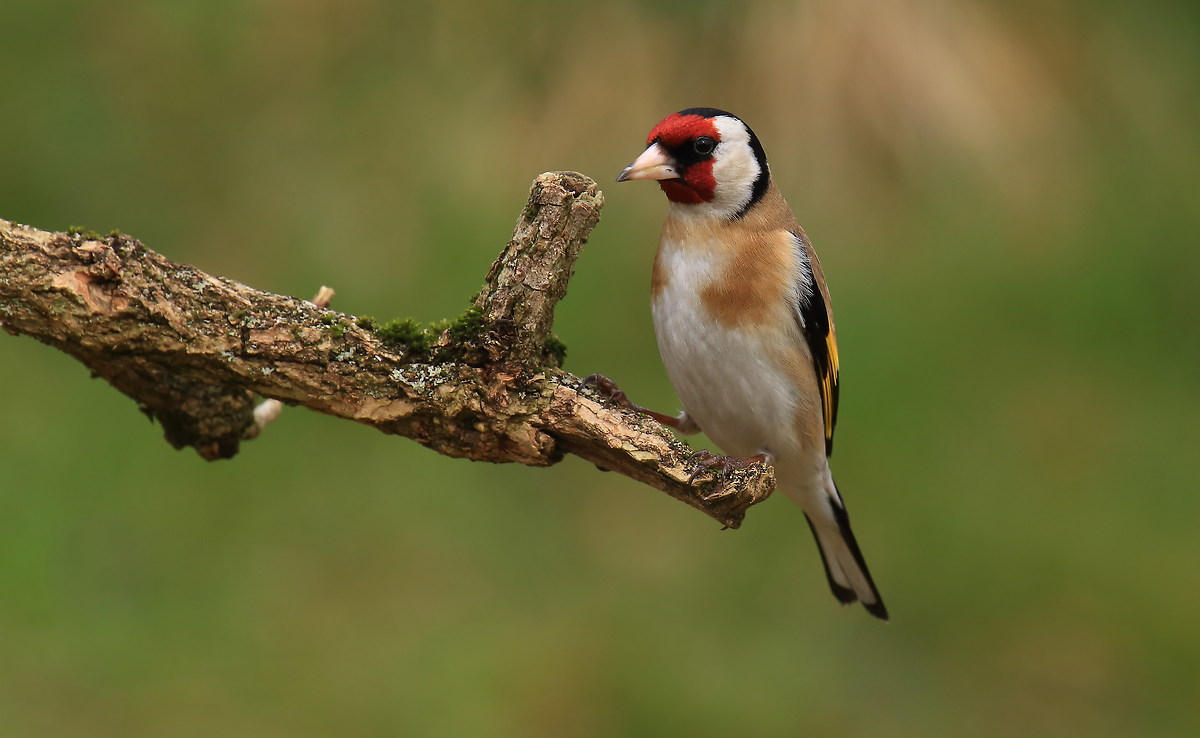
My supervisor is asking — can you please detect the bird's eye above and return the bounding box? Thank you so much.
[692,136,715,155]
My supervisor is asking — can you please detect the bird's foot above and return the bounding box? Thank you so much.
[685,450,770,485]
[580,373,635,410]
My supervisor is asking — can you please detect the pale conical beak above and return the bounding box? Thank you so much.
[615,142,678,182]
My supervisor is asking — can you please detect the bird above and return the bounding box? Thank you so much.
[612,107,888,620]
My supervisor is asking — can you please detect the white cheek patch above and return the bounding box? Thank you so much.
[706,116,763,219]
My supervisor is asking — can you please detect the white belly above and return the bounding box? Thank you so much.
[651,249,802,460]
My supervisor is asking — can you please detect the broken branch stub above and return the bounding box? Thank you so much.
[475,171,602,366]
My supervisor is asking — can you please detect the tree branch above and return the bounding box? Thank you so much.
[0,171,774,528]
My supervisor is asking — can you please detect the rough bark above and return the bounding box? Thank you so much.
[0,171,774,528]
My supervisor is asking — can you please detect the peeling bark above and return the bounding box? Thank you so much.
[0,172,774,528]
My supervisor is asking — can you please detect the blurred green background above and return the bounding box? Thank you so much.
[3,1,1198,735]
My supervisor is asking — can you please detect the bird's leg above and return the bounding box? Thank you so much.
[582,374,769,485]
[580,374,697,432]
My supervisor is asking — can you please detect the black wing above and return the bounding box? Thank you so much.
[792,232,840,456]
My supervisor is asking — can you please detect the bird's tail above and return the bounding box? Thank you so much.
[801,475,889,621]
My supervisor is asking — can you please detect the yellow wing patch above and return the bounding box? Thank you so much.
[822,328,840,451]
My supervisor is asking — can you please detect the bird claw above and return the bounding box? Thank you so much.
[580,373,635,410]
[686,450,758,485]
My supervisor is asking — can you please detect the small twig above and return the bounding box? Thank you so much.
[246,397,285,439]
[310,286,335,309]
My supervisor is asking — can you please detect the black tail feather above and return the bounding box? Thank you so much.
[803,513,858,605]
[803,485,889,621]
[827,492,889,621]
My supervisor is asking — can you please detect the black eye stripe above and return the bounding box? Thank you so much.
[661,136,717,173]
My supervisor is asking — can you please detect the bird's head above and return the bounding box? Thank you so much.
[617,107,770,220]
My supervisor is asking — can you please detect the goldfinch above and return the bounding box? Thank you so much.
[616,107,888,620]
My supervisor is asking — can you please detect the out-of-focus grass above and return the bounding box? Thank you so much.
[2,1,1198,736]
